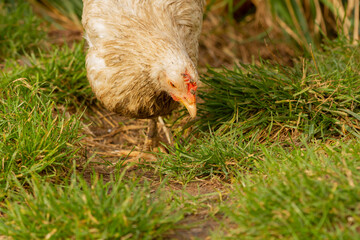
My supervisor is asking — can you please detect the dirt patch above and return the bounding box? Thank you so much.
[76,104,229,239]
[198,6,296,69]
[48,29,82,46]
[165,214,220,240]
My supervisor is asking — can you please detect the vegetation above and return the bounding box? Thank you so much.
[198,39,360,139]
[0,174,185,239]
[268,0,359,51]
[0,0,46,60]
[1,0,359,239]
[215,139,360,239]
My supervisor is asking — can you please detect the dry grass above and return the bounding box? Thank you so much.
[200,1,297,68]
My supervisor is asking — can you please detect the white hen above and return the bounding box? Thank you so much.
[82,0,204,148]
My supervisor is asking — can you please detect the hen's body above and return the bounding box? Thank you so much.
[82,0,204,119]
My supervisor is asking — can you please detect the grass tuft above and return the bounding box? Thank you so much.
[155,129,262,182]
[0,174,185,239]
[198,39,360,141]
[216,139,360,239]
[2,42,94,108]
[0,1,47,61]
[0,78,82,192]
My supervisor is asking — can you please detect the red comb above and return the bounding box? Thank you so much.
[182,70,197,100]
[187,82,197,93]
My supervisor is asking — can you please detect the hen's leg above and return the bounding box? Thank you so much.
[144,118,158,151]
[158,116,172,146]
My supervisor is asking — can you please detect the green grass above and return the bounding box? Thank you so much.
[0,1,91,194]
[155,128,262,182]
[2,1,360,239]
[0,78,82,192]
[0,42,93,195]
[214,139,360,239]
[0,1,91,195]
[0,1,47,61]
[2,42,94,107]
[0,173,185,239]
[198,39,360,140]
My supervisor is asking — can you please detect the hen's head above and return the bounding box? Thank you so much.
[151,52,199,118]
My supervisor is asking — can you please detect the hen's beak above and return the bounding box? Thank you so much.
[180,98,197,118]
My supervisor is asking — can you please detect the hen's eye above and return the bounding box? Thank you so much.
[169,81,176,88]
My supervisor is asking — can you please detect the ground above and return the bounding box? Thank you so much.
[3,2,360,239]
[77,106,223,239]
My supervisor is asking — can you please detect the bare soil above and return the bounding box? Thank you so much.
[75,105,227,239]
